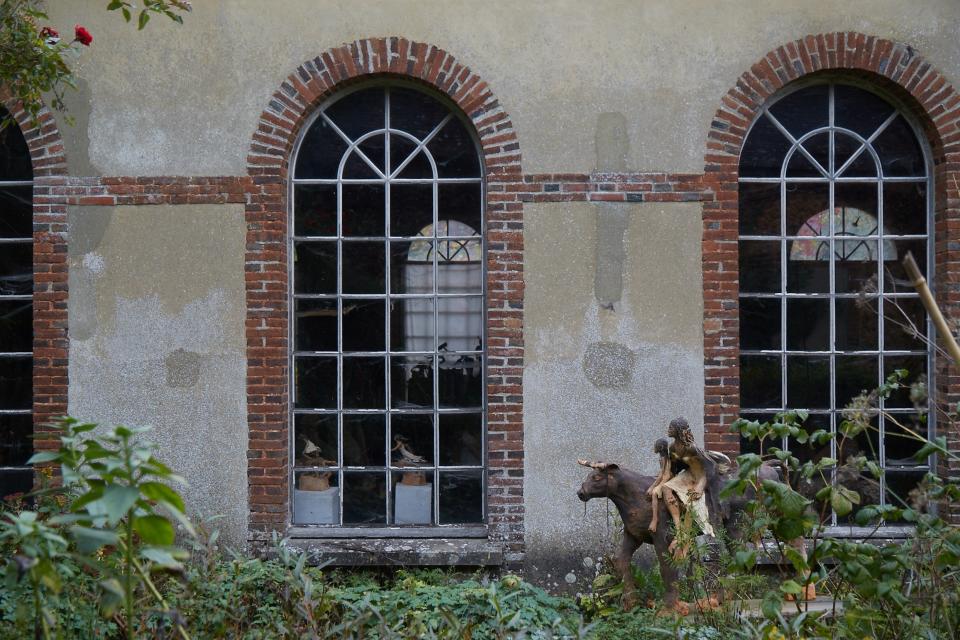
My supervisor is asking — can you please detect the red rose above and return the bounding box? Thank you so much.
[39,27,59,39]
[74,25,93,46]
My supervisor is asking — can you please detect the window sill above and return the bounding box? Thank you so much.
[282,536,504,566]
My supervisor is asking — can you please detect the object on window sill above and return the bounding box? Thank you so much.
[294,486,339,525]
[395,482,432,524]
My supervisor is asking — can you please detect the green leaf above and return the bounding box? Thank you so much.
[138,11,151,29]
[107,0,125,9]
[26,451,59,464]
[88,485,139,525]
[99,578,124,618]
[69,526,119,553]
[121,7,131,22]
[780,580,803,595]
[760,591,782,620]
[734,550,756,571]
[140,546,185,570]
[831,489,853,516]
[854,505,879,526]
[783,546,808,573]
[140,481,185,513]
[133,515,174,546]
[914,436,948,462]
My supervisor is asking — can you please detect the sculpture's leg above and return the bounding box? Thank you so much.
[648,492,661,533]
[615,533,641,611]
[653,522,687,615]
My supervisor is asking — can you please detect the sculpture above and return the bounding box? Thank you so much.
[577,417,783,613]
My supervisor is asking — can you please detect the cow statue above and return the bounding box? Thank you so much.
[576,417,782,613]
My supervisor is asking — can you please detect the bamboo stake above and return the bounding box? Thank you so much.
[902,251,960,365]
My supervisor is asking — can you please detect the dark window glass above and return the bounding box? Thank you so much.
[738,182,780,236]
[295,356,337,409]
[0,300,32,352]
[768,84,829,138]
[392,136,434,179]
[294,116,349,179]
[0,357,31,409]
[834,85,894,139]
[873,116,925,176]
[740,355,781,408]
[739,115,791,178]
[342,184,385,237]
[439,183,482,235]
[428,118,480,177]
[324,87,385,140]
[294,242,337,294]
[786,298,829,351]
[884,182,926,236]
[438,470,483,524]
[739,241,780,293]
[0,112,32,180]
[0,186,33,238]
[294,185,337,237]
[343,414,386,467]
[0,414,32,465]
[739,298,780,350]
[390,184,433,237]
[294,414,337,466]
[390,87,449,140]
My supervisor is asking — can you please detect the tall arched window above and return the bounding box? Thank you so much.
[290,84,485,528]
[738,82,932,522]
[0,111,34,499]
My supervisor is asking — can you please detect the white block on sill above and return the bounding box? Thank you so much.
[394,482,432,524]
[294,487,339,525]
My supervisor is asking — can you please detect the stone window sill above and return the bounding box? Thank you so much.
[283,536,504,566]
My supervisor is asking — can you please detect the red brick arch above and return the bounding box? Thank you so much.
[243,38,526,558]
[0,96,69,453]
[701,32,960,512]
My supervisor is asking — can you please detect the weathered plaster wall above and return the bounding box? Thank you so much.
[46,0,960,176]
[67,204,249,546]
[522,200,703,587]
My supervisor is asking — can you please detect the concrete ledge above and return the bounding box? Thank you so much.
[284,538,505,566]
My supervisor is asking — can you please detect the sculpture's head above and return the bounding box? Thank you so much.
[653,438,669,457]
[576,459,621,502]
[667,417,694,445]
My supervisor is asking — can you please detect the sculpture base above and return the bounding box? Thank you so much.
[294,487,339,525]
[394,482,432,524]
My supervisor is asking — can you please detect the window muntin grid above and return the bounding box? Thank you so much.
[0,109,34,500]
[289,84,486,529]
[737,82,933,525]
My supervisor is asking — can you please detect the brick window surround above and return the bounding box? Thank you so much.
[243,38,526,556]
[702,33,960,521]
[0,96,69,460]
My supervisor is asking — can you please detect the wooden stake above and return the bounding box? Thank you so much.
[902,251,960,365]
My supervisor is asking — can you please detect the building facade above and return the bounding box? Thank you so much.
[1,0,959,588]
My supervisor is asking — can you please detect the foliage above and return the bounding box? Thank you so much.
[0,0,190,130]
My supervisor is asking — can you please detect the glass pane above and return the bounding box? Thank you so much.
[0,357,30,409]
[342,356,385,409]
[786,248,828,294]
[738,182,779,236]
[293,242,336,294]
[0,242,31,296]
[884,470,926,510]
[798,133,829,175]
[786,355,830,409]
[439,184,482,236]
[739,114,791,178]
[785,182,828,238]
[341,151,380,179]
[438,297,483,351]
[342,184,385,237]
[834,184,878,232]
[294,116,349,179]
[884,297,926,351]
[786,298,829,351]
[357,133,386,174]
[834,85,895,139]
[391,414,433,466]
[390,87,449,139]
[342,471,387,524]
[341,241,385,294]
[835,355,878,409]
[884,240,925,292]
[768,84,829,139]
[834,134,876,178]
[293,414,337,466]
[391,298,434,352]
[391,356,433,409]
[392,136,434,179]
[295,299,336,352]
[740,355,781,408]
[439,413,483,466]
[883,355,927,408]
[342,299,385,352]
[834,237,878,294]
[883,413,927,467]
[835,297,878,351]
[0,414,32,466]
[439,355,482,408]
[439,470,483,524]
[0,469,33,502]
[0,114,32,180]
[884,182,926,236]
[294,356,337,409]
[739,241,780,294]
[392,242,435,295]
[325,87,385,141]
[294,185,337,237]
[293,470,339,524]
[390,183,433,237]
[0,186,33,238]
[0,300,31,352]
[392,470,434,525]
[873,115,925,177]
[739,297,780,350]
[343,414,386,467]
[428,118,480,178]
[785,149,824,178]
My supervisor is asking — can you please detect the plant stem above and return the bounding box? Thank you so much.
[125,514,134,640]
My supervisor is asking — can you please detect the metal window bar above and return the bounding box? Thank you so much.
[737,82,935,524]
[289,85,486,530]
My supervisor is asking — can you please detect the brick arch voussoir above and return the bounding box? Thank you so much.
[246,37,522,180]
[1,96,68,177]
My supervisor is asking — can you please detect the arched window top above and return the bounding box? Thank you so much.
[294,85,481,181]
[0,109,32,181]
[740,83,927,180]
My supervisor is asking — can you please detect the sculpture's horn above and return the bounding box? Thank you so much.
[577,459,609,470]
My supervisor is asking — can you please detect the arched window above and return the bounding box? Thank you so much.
[738,82,932,522]
[290,84,485,528]
[0,111,34,499]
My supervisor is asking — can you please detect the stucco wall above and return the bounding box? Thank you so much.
[46,0,960,177]
[67,204,249,546]
[523,200,703,586]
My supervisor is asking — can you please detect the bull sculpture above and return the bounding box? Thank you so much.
[576,417,783,613]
